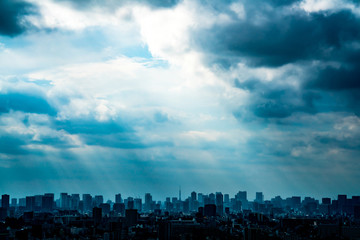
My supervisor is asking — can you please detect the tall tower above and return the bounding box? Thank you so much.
[179,186,181,201]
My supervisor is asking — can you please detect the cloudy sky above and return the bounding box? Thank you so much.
[1,0,359,201]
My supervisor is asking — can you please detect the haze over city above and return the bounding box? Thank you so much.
[0,0,359,201]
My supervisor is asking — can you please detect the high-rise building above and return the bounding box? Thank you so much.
[236,191,248,209]
[224,194,230,204]
[291,196,301,209]
[19,198,26,207]
[34,195,43,209]
[125,209,138,226]
[93,207,102,225]
[191,191,197,201]
[134,198,142,212]
[26,196,35,211]
[236,191,247,201]
[198,193,203,204]
[94,195,104,207]
[145,193,152,212]
[209,193,216,204]
[204,204,216,217]
[42,194,54,212]
[82,194,92,213]
[216,192,223,216]
[11,198,17,207]
[255,192,264,204]
[338,194,347,212]
[113,203,125,216]
[127,197,134,209]
[115,194,122,204]
[100,203,111,216]
[71,194,80,210]
[60,193,70,209]
[322,198,331,205]
[190,191,197,211]
[1,194,9,209]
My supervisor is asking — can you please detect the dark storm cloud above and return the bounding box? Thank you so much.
[195,1,360,119]
[197,9,360,67]
[307,65,360,90]
[235,78,319,119]
[0,0,37,36]
[0,93,56,115]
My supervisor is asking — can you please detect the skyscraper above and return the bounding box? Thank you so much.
[145,193,152,212]
[1,195,9,209]
[11,198,17,207]
[82,194,92,213]
[94,195,104,207]
[71,194,80,210]
[60,193,70,209]
[134,198,142,212]
[216,192,223,216]
[26,196,35,211]
[236,191,248,209]
[42,194,54,212]
[255,192,264,204]
[115,193,122,204]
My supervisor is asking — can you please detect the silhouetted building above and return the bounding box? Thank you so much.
[71,194,80,210]
[1,194,9,209]
[127,197,134,209]
[236,191,248,209]
[60,193,70,209]
[113,203,125,216]
[255,192,264,204]
[291,196,301,209]
[42,194,54,212]
[224,194,229,204]
[93,207,102,225]
[115,193,122,203]
[159,221,172,240]
[82,194,92,212]
[94,195,103,207]
[0,208,7,220]
[225,207,230,215]
[209,193,216,204]
[204,204,216,217]
[11,198,17,207]
[100,203,110,216]
[26,196,35,211]
[183,199,190,213]
[216,192,223,216]
[125,209,138,226]
[354,206,360,220]
[322,197,331,205]
[134,198,142,212]
[34,195,42,210]
[145,193,152,212]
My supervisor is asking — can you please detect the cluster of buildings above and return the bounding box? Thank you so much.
[0,191,360,239]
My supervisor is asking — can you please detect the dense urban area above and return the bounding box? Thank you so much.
[0,190,360,239]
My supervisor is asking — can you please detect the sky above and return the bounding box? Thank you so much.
[0,0,359,201]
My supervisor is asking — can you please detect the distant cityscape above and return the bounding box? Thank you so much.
[0,190,360,239]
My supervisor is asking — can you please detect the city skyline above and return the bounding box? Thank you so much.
[1,0,360,199]
[0,190,356,205]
